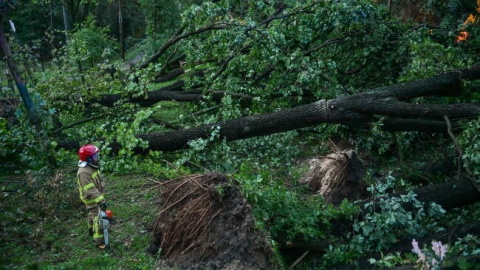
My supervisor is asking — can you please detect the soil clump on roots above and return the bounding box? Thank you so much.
[148,173,276,270]
[300,142,367,205]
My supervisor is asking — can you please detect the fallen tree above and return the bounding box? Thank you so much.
[57,64,480,152]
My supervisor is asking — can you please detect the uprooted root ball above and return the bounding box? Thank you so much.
[148,173,276,270]
[300,150,367,205]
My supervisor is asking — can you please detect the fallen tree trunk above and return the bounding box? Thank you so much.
[56,65,480,152]
[127,66,480,152]
[155,67,185,83]
[409,177,480,210]
[96,80,187,106]
[278,177,480,251]
[91,64,477,107]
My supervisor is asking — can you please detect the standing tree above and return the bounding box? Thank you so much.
[0,1,38,122]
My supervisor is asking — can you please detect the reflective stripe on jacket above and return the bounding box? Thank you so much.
[77,166,105,209]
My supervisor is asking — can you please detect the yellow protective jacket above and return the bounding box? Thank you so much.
[77,165,105,209]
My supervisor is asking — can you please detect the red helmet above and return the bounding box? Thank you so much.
[78,144,100,162]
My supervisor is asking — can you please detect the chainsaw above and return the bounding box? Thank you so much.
[98,209,115,247]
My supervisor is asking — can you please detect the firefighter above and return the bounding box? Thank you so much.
[77,144,107,249]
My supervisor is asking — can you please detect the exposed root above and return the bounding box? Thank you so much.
[300,141,367,205]
[148,172,275,270]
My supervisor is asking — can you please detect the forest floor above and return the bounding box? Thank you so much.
[0,169,162,269]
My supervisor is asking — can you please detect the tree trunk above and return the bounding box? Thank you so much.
[118,0,125,61]
[93,70,205,106]
[278,177,480,251]
[91,65,479,108]
[0,18,38,123]
[410,177,480,210]
[56,65,480,152]
[138,100,369,151]
[133,66,480,152]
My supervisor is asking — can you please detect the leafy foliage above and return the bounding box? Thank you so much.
[0,93,57,170]
[459,117,480,177]
[182,0,409,120]
[59,16,119,71]
[350,174,445,252]
[235,162,358,243]
[319,174,447,267]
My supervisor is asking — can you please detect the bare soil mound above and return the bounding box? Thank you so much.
[148,173,276,270]
[300,146,367,205]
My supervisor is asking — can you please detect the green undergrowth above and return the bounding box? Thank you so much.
[0,170,161,270]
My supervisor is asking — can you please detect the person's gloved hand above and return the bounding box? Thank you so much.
[99,201,108,211]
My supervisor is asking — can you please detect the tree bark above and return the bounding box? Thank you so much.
[57,65,480,152]
[137,100,369,151]
[155,67,184,83]
[118,0,125,61]
[130,66,480,152]
[410,177,480,210]
[278,177,480,251]
[0,19,37,123]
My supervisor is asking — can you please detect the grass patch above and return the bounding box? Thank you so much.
[0,170,161,269]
